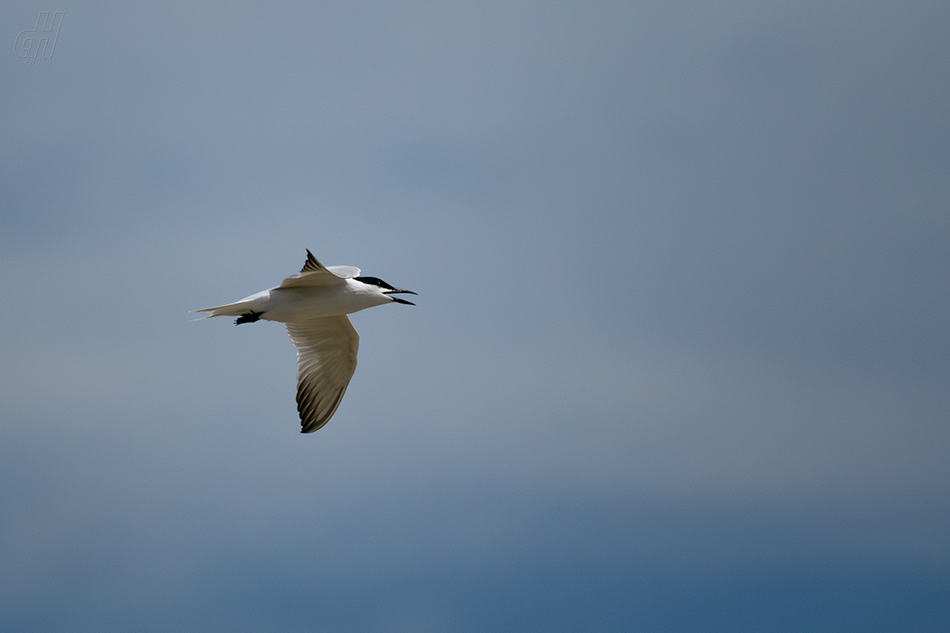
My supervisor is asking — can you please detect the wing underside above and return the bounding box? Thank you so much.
[285,315,359,433]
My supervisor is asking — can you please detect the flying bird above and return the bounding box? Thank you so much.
[192,249,416,433]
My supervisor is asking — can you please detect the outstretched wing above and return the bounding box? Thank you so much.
[276,249,361,290]
[285,315,359,433]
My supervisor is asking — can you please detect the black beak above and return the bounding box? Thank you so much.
[385,288,417,305]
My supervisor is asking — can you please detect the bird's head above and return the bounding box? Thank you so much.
[354,276,417,305]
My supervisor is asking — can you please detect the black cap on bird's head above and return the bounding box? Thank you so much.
[354,276,417,305]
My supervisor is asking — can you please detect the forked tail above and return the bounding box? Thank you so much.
[189,300,253,320]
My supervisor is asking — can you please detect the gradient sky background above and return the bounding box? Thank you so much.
[2,1,949,631]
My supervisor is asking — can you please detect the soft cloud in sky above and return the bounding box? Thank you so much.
[2,1,949,631]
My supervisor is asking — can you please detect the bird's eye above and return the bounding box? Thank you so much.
[354,276,396,291]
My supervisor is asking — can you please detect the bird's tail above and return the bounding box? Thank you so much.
[189,301,253,320]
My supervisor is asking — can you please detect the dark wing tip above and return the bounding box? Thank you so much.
[299,417,327,433]
[301,249,327,274]
[296,385,348,434]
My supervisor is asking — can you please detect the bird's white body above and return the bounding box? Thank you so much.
[192,250,415,433]
[211,279,393,323]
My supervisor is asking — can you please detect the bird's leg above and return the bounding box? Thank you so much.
[235,311,264,325]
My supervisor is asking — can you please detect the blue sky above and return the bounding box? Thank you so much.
[2,1,949,631]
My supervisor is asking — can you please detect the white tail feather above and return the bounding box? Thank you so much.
[189,301,253,319]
